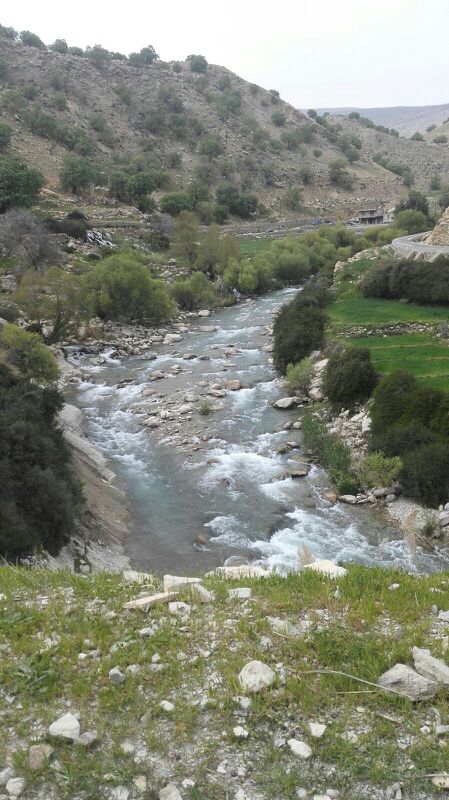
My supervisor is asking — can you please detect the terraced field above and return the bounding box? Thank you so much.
[348,333,449,391]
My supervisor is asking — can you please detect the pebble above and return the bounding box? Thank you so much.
[238,660,275,693]
[48,712,80,741]
[233,726,249,738]
[309,722,327,738]
[159,785,183,800]
[109,667,126,685]
[5,778,25,798]
[28,744,53,770]
[159,700,175,712]
[288,738,312,759]
[120,740,135,755]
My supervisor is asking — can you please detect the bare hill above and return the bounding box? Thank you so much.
[0,38,404,217]
[318,104,449,137]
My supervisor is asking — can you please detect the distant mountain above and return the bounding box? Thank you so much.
[316,105,449,137]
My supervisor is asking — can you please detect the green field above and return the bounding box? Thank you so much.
[347,334,449,391]
[328,258,449,391]
[329,296,449,327]
[239,237,277,256]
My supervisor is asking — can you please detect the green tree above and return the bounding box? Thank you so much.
[323,347,378,410]
[59,155,96,193]
[0,123,11,151]
[14,268,84,344]
[187,54,208,73]
[159,191,192,216]
[20,30,46,49]
[199,136,224,160]
[283,187,302,211]
[411,131,424,141]
[0,157,44,213]
[271,111,286,127]
[393,209,429,234]
[356,451,402,490]
[128,45,158,65]
[50,38,68,53]
[329,158,354,189]
[85,44,110,68]
[172,211,199,265]
[0,324,59,383]
[84,252,175,322]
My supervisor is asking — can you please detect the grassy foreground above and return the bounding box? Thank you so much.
[0,565,449,799]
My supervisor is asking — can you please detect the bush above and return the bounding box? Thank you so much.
[361,256,449,305]
[14,267,83,344]
[50,38,68,54]
[223,257,271,295]
[0,364,80,558]
[171,272,216,310]
[128,45,158,65]
[273,287,328,373]
[285,357,314,393]
[323,347,378,409]
[199,136,224,160]
[271,111,286,127]
[0,157,44,213]
[44,210,89,239]
[356,451,402,490]
[329,158,354,189]
[283,187,302,211]
[187,54,208,73]
[393,209,429,234]
[301,413,354,486]
[20,30,46,49]
[215,184,258,218]
[433,135,448,144]
[401,442,449,506]
[0,123,11,150]
[0,324,59,383]
[84,252,176,322]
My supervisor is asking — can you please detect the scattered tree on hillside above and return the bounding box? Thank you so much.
[50,38,68,53]
[187,54,208,73]
[0,323,59,383]
[172,211,199,265]
[14,268,84,343]
[129,45,158,65]
[0,123,11,151]
[0,209,59,273]
[329,158,354,189]
[0,158,44,213]
[20,30,46,49]
[59,155,97,194]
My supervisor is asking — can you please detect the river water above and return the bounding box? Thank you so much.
[71,289,444,575]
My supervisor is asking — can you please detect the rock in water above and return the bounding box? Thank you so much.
[287,738,312,758]
[273,397,295,409]
[304,560,347,578]
[159,784,183,800]
[412,646,449,685]
[48,712,80,741]
[238,660,275,693]
[377,663,437,700]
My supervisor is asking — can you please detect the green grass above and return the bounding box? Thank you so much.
[239,237,277,257]
[329,296,449,327]
[347,333,449,391]
[1,565,449,798]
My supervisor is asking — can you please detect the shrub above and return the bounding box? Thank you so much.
[44,210,89,239]
[0,123,12,150]
[301,413,354,486]
[433,135,448,144]
[14,267,83,344]
[361,257,449,305]
[371,422,434,458]
[0,324,59,383]
[0,209,58,271]
[356,451,402,490]
[323,347,378,409]
[128,45,158,65]
[20,30,46,49]
[285,357,314,393]
[199,136,224,160]
[0,364,80,558]
[217,90,241,119]
[283,187,302,211]
[84,252,175,322]
[271,111,286,127]
[0,157,44,213]
[329,158,354,189]
[223,257,271,295]
[401,442,449,506]
[216,184,258,218]
[273,287,328,373]
[2,89,26,113]
[393,209,429,234]
[187,54,208,73]
[171,272,216,310]
[50,38,68,54]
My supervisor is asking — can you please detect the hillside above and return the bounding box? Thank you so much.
[318,104,449,137]
[1,563,449,800]
[324,114,449,193]
[0,37,404,218]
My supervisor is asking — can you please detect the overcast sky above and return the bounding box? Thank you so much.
[2,0,449,108]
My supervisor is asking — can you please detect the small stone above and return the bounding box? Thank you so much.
[159,700,175,712]
[238,660,275,693]
[296,791,307,800]
[74,731,97,747]
[233,726,249,738]
[125,664,141,676]
[5,778,25,798]
[48,712,80,741]
[228,588,251,600]
[110,788,130,800]
[309,722,327,738]
[120,740,135,755]
[191,584,214,603]
[273,397,295,409]
[0,769,16,786]
[388,583,400,591]
[438,610,449,622]
[109,667,125,685]
[304,560,347,578]
[287,738,312,759]
[28,744,53,770]
[134,776,147,792]
[168,601,191,615]
[123,591,178,610]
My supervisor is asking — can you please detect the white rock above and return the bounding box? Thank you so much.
[377,663,437,700]
[235,791,247,800]
[304,560,347,578]
[191,584,214,603]
[228,588,251,600]
[5,778,25,797]
[120,740,135,755]
[287,738,312,759]
[159,700,175,712]
[110,788,130,800]
[74,731,98,747]
[412,646,449,685]
[0,770,16,786]
[134,776,147,792]
[438,610,449,622]
[109,667,125,685]
[159,783,183,800]
[309,722,327,738]
[123,591,178,610]
[313,796,331,800]
[339,494,357,504]
[163,575,201,592]
[198,309,211,317]
[432,774,449,788]
[233,726,249,738]
[48,712,81,741]
[238,660,275,693]
[273,397,295,409]
[210,564,269,579]
[28,744,53,770]
[168,601,191,615]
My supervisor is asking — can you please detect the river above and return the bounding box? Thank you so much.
[70,288,444,575]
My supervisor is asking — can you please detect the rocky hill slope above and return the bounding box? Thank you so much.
[0,38,403,216]
[1,563,449,800]
[325,114,449,193]
[318,105,449,137]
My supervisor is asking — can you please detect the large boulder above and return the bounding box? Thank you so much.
[273,397,295,409]
[377,663,437,700]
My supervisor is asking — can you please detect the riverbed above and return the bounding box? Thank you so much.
[70,289,445,575]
